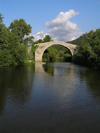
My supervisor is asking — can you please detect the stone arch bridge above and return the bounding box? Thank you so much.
[28,41,78,62]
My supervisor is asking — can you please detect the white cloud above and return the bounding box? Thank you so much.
[33,31,48,41]
[46,10,79,29]
[46,10,81,42]
[33,10,82,42]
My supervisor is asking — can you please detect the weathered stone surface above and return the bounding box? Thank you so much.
[28,41,78,62]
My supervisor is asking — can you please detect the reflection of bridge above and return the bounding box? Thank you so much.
[35,62,75,78]
[35,62,46,74]
[29,41,78,62]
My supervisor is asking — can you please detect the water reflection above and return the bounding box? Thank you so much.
[35,62,76,77]
[37,62,100,101]
[0,64,35,115]
[34,62,80,102]
[43,63,54,76]
[79,68,100,99]
[1,63,100,133]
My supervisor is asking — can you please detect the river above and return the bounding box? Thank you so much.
[0,62,100,133]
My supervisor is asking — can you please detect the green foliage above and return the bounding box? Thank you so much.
[24,36,34,45]
[35,39,43,44]
[0,49,12,66]
[34,35,52,44]
[31,45,38,53]
[14,44,27,64]
[43,35,51,42]
[0,14,32,67]
[9,19,33,45]
[94,45,100,56]
[74,43,95,66]
[0,13,4,25]
[0,31,27,66]
[73,29,100,68]
[42,45,72,62]
[9,19,32,38]
[43,45,58,62]
[0,26,9,49]
[63,54,71,62]
[54,45,70,54]
[27,45,38,61]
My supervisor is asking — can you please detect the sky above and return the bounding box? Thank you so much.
[1,0,100,42]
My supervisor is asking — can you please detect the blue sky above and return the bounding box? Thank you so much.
[1,0,100,42]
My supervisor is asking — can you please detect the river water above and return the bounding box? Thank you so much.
[0,62,100,133]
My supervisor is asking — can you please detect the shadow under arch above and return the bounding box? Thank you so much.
[42,44,72,62]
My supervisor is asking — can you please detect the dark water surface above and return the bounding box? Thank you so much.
[0,62,100,133]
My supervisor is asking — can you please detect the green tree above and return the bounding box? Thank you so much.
[0,49,12,66]
[8,30,28,65]
[0,14,12,66]
[43,35,51,42]
[9,19,32,44]
[27,45,38,61]
[35,39,43,44]
[0,15,29,66]
[0,26,9,50]
[0,14,9,50]
[94,45,100,56]
[43,46,58,62]
[0,13,4,24]
[24,36,34,45]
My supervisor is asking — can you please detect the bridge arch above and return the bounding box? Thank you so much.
[34,41,78,62]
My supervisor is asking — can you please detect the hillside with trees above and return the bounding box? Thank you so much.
[69,29,100,68]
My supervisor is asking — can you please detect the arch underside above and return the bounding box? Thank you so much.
[35,41,77,62]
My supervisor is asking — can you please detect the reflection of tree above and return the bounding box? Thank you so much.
[43,64,54,76]
[0,64,35,115]
[0,87,7,116]
[43,63,75,77]
[8,64,35,105]
[80,68,100,98]
[43,63,100,101]
[0,67,10,116]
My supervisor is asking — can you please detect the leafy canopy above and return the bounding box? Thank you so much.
[0,14,34,66]
[9,19,32,44]
[43,35,51,42]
